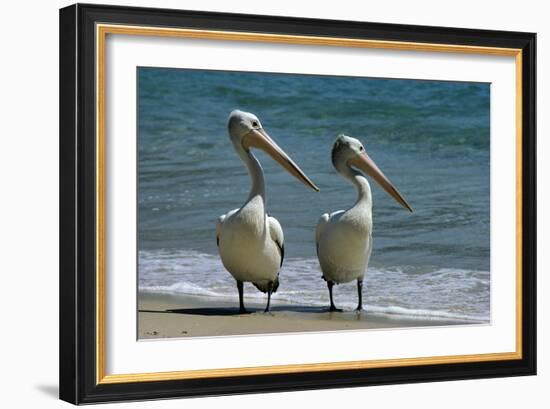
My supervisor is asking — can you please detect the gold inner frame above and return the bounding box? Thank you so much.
[95,23,523,385]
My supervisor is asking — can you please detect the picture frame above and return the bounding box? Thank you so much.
[59,3,536,404]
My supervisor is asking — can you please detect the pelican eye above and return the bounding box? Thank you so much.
[359,146,364,151]
[251,121,259,128]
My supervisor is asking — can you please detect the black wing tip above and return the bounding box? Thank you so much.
[252,277,279,294]
[272,276,280,293]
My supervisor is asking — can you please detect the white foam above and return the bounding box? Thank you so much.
[139,249,490,322]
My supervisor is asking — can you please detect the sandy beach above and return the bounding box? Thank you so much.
[138,291,478,339]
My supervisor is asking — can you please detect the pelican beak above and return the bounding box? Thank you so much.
[243,129,320,192]
[349,151,413,212]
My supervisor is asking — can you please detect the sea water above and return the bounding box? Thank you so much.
[137,68,490,322]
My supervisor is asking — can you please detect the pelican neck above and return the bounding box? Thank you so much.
[235,143,267,207]
[338,162,372,209]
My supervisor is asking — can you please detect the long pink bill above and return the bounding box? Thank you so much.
[244,128,320,192]
[349,152,413,212]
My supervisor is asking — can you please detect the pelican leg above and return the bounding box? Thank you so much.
[264,281,274,313]
[237,280,247,314]
[356,279,363,311]
[327,281,341,312]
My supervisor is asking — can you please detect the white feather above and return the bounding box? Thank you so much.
[316,207,372,284]
[268,216,284,251]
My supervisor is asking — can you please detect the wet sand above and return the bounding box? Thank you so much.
[138,291,478,339]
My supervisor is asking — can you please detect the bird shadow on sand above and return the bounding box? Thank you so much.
[139,305,328,316]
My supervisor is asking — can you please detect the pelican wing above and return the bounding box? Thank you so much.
[216,215,225,247]
[315,213,330,256]
[216,208,239,247]
[315,211,347,256]
[268,215,284,267]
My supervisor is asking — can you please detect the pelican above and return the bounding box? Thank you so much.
[315,134,413,311]
[217,110,319,313]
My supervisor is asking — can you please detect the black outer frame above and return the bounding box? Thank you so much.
[59,3,536,405]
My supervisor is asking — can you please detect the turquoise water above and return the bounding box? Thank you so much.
[138,67,490,322]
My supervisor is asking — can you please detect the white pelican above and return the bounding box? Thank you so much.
[217,110,319,313]
[316,134,413,311]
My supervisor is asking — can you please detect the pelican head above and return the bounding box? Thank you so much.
[332,134,413,212]
[227,110,319,191]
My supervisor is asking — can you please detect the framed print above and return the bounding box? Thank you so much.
[59,3,536,404]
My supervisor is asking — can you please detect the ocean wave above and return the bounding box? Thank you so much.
[139,249,490,323]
